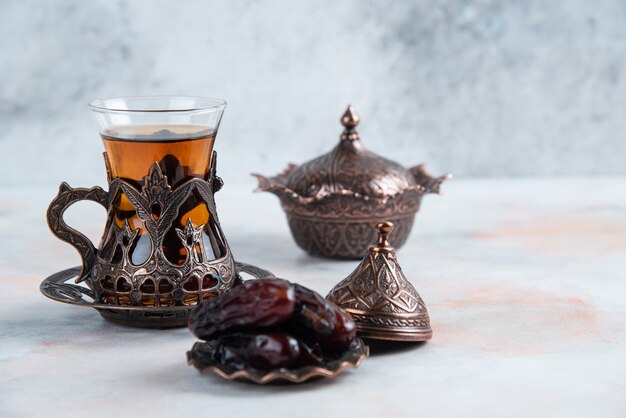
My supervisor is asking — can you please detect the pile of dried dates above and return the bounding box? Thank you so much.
[188,278,357,370]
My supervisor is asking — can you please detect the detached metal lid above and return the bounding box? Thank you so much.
[326,221,432,341]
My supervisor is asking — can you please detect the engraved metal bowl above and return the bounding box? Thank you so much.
[253,105,451,259]
[187,337,368,384]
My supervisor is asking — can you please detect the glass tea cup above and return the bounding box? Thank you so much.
[47,97,236,313]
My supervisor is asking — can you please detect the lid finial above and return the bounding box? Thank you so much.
[341,105,360,129]
[371,221,394,253]
[376,221,393,245]
[340,105,360,141]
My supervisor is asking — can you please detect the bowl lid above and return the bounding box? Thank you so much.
[253,105,451,208]
[282,106,418,200]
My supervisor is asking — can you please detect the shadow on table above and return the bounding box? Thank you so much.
[365,339,427,356]
[139,340,428,397]
[4,301,192,344]
[142,362,348,397]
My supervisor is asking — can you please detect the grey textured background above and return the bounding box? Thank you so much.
[1,0,624,188]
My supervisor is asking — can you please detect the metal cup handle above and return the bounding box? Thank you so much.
[46,182,109,283]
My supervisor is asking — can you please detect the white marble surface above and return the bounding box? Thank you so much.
[1,178,625,418]
[2,0,626,186]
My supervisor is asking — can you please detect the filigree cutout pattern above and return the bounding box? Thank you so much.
[47,154,236,310]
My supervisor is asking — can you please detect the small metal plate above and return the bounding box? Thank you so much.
[187,338,369,384]
[40,262,274,328]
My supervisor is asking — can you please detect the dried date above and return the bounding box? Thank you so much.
[290,283,337,338]
[188,279,296,341]
[319,306,357,354]
[216,332,301,370]
[296,340,324,367]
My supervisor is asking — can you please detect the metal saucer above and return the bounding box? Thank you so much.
[187,338,369,384]
[40,262,274,329]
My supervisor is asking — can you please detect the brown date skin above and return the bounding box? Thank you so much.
[216,332,301,370]
[297,340,324,367]
[290,283,337,338]
[188,279,296,341]
[319,307,357,354]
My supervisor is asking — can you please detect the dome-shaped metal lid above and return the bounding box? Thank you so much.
[282,106,421,201]
[326,221,432,342]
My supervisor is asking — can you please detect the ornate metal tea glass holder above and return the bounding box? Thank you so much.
[42,151,274,328]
